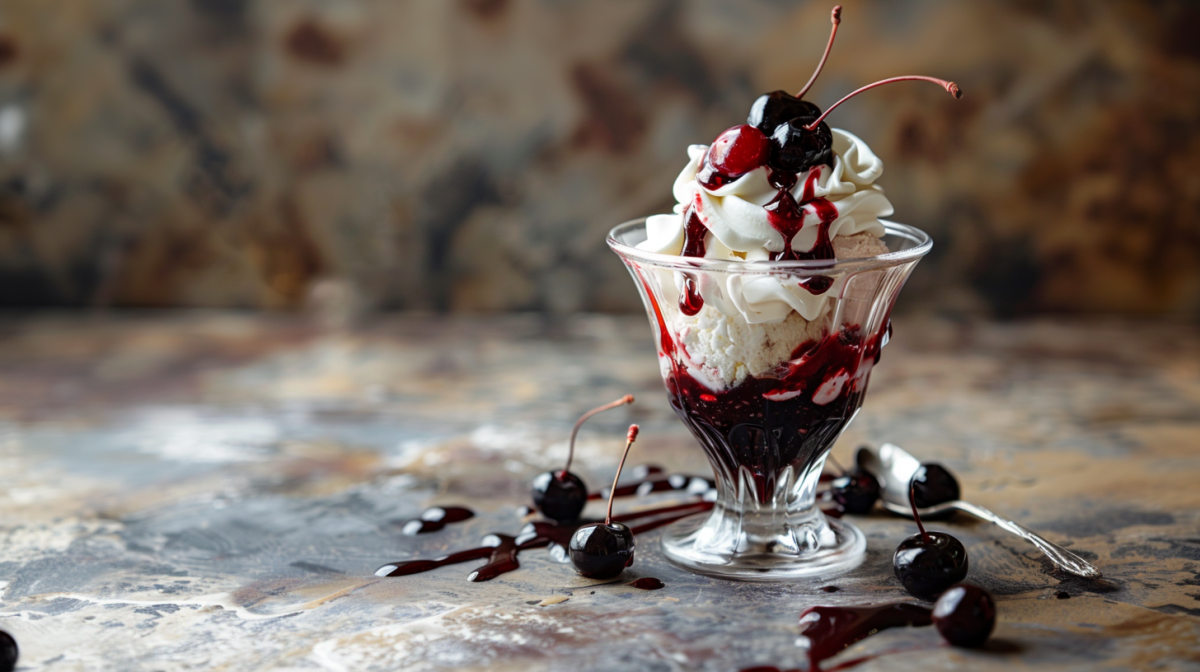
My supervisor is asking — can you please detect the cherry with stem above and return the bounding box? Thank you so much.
[796,5,842,99]
[569,425,640,579]
[531,395,634,524]
[804,76,961,130]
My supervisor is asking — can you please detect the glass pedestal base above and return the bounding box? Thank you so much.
[660,506,866,582]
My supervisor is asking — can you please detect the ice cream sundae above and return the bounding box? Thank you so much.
[608,5,957,578]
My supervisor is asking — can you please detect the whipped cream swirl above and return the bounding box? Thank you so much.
[638,128,893,324]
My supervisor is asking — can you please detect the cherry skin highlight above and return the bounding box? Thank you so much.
[911,463,961,509]
[933,584,996,648]
[748,90,822,136]
[531,471,587,524]
[568,521,635,580]
[707,125,771,177]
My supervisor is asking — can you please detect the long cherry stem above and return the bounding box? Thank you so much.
[805,76,961,130]
[605,425,639,526]
[910,480,930,544]
[796,5,842,99]
[561,395,634,479]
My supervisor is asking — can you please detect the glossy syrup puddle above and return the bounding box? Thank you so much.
[741,603,935,671]
[376,466,716,582]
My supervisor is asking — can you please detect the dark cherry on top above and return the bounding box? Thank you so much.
[676,0,960,319]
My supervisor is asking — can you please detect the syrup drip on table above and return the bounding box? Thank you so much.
[377,462,847,583]
[400,506,475,535]
[378,469,717,582]
[376,500,714,582]
[628,577,665,590]
[740,603,934,672]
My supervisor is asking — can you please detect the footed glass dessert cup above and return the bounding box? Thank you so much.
[608,218,931,581]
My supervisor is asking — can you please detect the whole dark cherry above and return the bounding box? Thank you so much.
[911,463,961,520]
[570,425,640,579]
[830,468,880,514]
[933,584,997,648]
[0,629,15,672]
[747,90,822,136]
[531,470,587,524]
[707,125,771,177]
[531,395,633,523]
[893,480,968,600]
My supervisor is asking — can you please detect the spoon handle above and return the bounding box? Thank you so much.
[951,501,1102,578]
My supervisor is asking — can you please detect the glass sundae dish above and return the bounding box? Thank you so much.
[607,7,953,580]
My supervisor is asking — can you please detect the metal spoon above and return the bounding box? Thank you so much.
[856,443,1101,578]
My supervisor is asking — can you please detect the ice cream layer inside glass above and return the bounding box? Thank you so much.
[608,7,952,580]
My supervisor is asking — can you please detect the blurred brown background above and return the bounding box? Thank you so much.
[0,0,1197,317]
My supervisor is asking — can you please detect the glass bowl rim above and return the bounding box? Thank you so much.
[607,218,932,275]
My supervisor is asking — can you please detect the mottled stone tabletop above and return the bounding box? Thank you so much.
[0,313,1197,671]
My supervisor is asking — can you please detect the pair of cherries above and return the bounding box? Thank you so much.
[830,447,992,647]
[695,4,959,193]
[531,396,639,580]
[890,464,995,647]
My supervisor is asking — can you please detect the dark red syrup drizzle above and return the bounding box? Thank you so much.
[765,168,839,263]
[634,269,677,358]
[678,204,708,316]
[400,506,475,535]
[376,499,714,582]
[740,603,933,672]
[666,326,883,505]
[628,577,665,590]
[679,164,841,319]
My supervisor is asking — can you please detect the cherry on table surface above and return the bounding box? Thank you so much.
[531,470,587,524]
[569,521,635,580]
[933,583,996,648]
[0,629,16,672]
[893,480,968,600]
[570,425,640,580]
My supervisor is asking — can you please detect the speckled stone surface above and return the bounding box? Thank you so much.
[0,313,1198,670]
